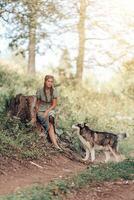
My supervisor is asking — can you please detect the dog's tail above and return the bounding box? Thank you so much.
[118,133,128,141]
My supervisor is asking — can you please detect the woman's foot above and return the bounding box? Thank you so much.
[54,145,61,149]
[39,132,45,137]
[54,145,63,152]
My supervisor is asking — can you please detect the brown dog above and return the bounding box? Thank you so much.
[72,123,127,162]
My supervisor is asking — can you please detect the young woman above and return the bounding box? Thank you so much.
[34,75,60,149]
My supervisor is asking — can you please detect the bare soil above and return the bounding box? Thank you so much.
[0,153,134,199]
[0,153,85,196]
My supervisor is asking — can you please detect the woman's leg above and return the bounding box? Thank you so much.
[48,115,60,149]
[37,112,48,134]
[37,112,61,149]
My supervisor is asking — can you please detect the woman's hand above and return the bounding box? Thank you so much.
[30,117,36,126]
[44,110,49,118]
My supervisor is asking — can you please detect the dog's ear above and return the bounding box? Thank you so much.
[77,123,81,127]
[77,123,84,129]
[83,123,90,130]
[84,122,87,127]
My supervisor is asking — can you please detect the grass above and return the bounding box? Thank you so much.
[0,113,49,159]
[0,159,134,200]
[119,135,134,156]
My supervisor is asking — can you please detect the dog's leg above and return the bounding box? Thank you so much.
[90,148,95,162]
[78,135,91,161]
[82,147,90,161]
[104,151,111,163]
[108,146,119,162]
[116,144,119,152]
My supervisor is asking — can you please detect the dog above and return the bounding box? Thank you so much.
[72,123,127,162]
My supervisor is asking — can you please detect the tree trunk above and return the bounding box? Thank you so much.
[28,24,36,74]
[76,0,86,80]
[7,94,36,122]
[7,94,44,133]
[27,2,37,74]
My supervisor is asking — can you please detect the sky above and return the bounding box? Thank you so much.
[0,0,134,83]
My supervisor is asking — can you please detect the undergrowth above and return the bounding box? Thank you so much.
[0,64,134,158]
[0,113,48,159]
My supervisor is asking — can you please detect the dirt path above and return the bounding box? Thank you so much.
[0,154,134,199]
[64,180,134,200]
[0,153,86,196]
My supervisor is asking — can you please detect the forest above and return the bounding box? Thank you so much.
[0,0,134,199]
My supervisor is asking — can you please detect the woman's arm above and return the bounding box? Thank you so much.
[46,98,57,113]
[43,98,57,118]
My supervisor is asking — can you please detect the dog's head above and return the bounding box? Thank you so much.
[72,123,89,135]
[118,133,128,140]
[72,123,85,129]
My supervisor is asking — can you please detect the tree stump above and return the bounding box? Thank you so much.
[7,94,43,132]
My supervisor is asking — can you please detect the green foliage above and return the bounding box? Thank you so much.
[0,63,134,158]
[0,113,47,159]
[73,159,134,189]
[121,60,134,99]
[57,79,134,155]
[119,135,134,156]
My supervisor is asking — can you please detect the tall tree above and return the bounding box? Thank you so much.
[51,0,88,80]
[0,0,63,74]
[53,0,134,81]
[58,48,72,79]
[27,0,38,73]
[76,0,86,80]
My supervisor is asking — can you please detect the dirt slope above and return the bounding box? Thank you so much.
[0,153,134,199]
[0,153,86,196]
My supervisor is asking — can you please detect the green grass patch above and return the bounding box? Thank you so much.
[119,135,134,157]
[0,113,47,159]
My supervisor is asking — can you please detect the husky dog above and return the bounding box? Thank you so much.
[72,123,127,162]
